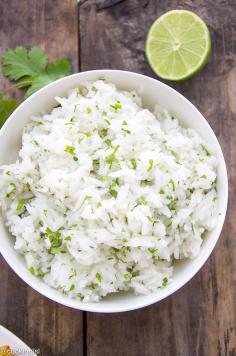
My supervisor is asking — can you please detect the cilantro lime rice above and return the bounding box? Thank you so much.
[0,80,218,302]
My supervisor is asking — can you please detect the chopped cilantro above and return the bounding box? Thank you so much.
[16,198,28,212]
[45,228,63,254]
[110,101,122,111]
[91,86,97,93]
[104,118,111,125]
[87,107,92,113]
[148,248,157,254]
[130,158,137,170]
[162,277,168,287]
[105,145,120,167]
[105,139,112,147]
[79,195,92,209]
[93,159,100,171]
[99,128,108,138]
[110,189,118,199]
[64,236,71,241]
[64,145,75,155]
[159,188,165,194]
[96,272,103,283]
[124,272,132,280]
[88,283,98,290]
[147,159,154,172]
[169,179,175,192]
[100,175,109,181]
[200,144,211,156]
[167,203,176,211]
[110,178,119,187]
[29,266,35,275]
[69,284,75,291]
[139,197,147,205]
[122,128,131,134]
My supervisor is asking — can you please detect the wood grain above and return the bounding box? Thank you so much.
[0,1,84,355]
[79,1,236,355]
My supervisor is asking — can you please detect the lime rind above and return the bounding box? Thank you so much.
[145,10,211,81]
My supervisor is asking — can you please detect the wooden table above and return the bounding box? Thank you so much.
[0,0,235,355]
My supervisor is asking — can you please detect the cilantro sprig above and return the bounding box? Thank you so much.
[2,46,72,98]
[0,92,18,128]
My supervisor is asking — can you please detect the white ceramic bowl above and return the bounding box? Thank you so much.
[0,70,228,313]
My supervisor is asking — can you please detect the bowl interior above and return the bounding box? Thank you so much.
[0,70,228,312]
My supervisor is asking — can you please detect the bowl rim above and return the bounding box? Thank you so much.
[0,69,228,313]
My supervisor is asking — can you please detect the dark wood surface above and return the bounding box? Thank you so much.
[0,0,236,355]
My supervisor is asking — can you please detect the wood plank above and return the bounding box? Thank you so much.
[79,1,236,355]
[0,1,84,355]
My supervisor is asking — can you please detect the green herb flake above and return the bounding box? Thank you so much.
[84,132,91,137]
[93,159,100,171]
[105,139,112,147]
[147,159,154,172]
[162,277,168,287]
[200,144,211,156]
[159,188,165,195]
[69,284,75,291]
[91,86,97,93]
[45,228,63,254]
[105,145,120,167]
[148,248,157,254]
[104,118,111,126]
[86,107,92,113]
[130,158,137,170]
[122,120,128,125]
[110,189,118,199]
[110,101,122,111]
[64,145,75,156]
[122,128,131,134]
[28,266,35,275]
[16,198,28,212]
[96,272,103,283]
[99,128,108,138]
[79,195,92,209]
[124,272,132,280]
[167,195,173,200]
[139,197,147,205]
[64,236,71,241]
[200,175,207,179]
[100,175,109,181]
[169,179,175,192]
[167,203,176,211]
[88,283,98,290]
[50,246,62,255]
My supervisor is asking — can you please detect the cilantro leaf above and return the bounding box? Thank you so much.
[25,59,71,97]
[2,47,47,80]
[1,47,72,98]
[0,93,18,127]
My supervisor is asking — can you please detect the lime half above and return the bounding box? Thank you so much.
[145,10,211,80]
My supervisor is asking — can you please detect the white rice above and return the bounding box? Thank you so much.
[0,80,218,302]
